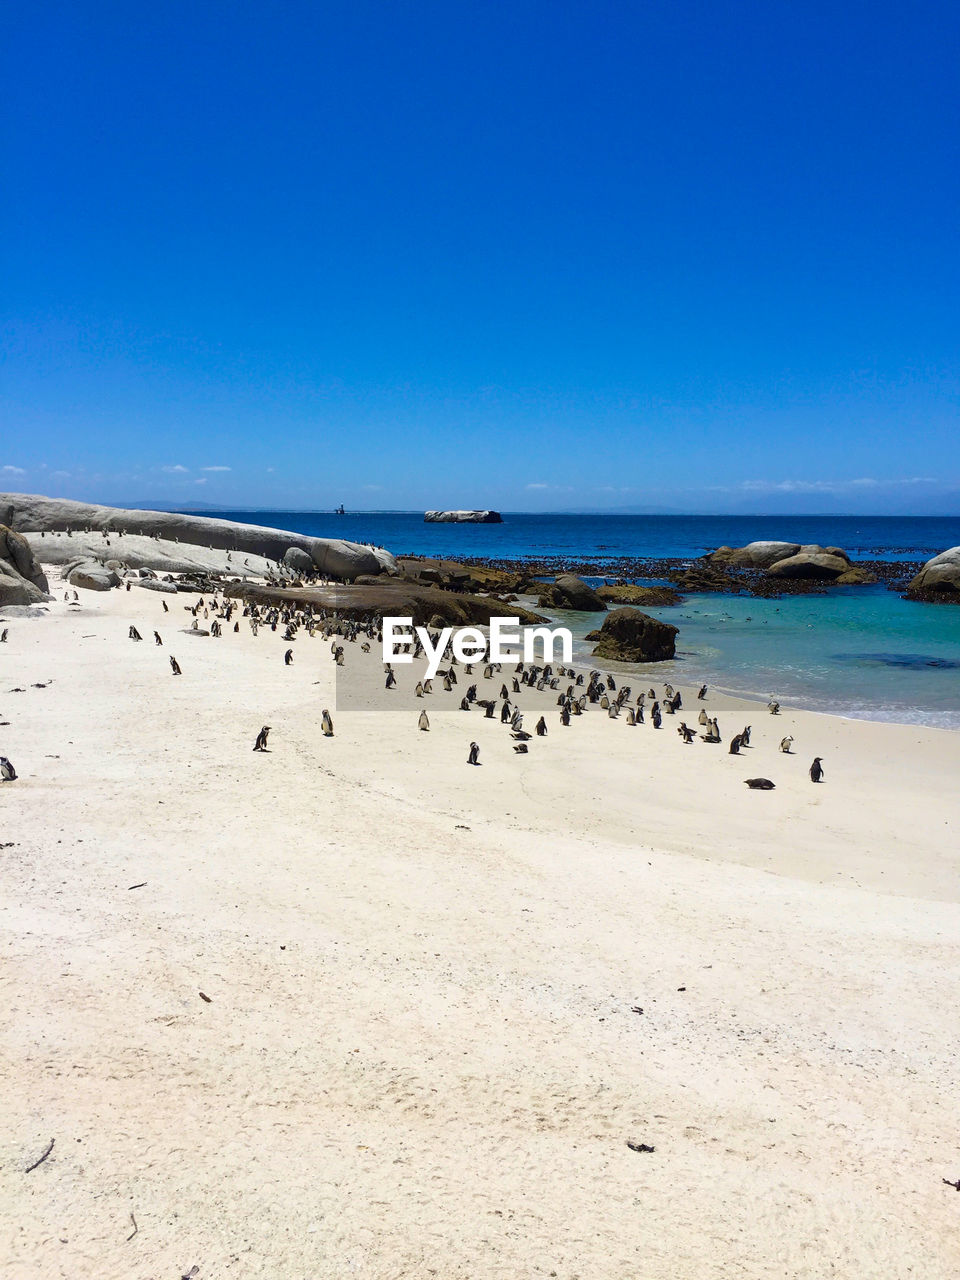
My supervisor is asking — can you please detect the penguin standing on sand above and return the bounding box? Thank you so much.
[253,726,271,752]
[321,709,334,737]
[162,600,169,613]
[0,756,16,781]
[154,631,162,645]
[169,656,181,675]
[385,669,397,689]
[467,741,480,765]
[779,736,793,753]
[809,757,824,783]
[535,716,547,736]
[418,711,430,731]
[728,734,742,754]
[129,626,142,641]
[284,649,294,666]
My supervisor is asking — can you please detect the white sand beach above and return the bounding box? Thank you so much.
[3,572,960,1278]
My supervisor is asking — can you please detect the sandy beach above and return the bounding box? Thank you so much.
[3,570,960,1279]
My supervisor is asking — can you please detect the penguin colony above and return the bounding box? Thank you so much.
[0,580,825,791]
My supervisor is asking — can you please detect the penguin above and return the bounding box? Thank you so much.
[560,705,571,727]
[415,682,424,697]
[467,741,480,765]
[0,756,16,781]
[418,711,430,731]
[740,725,751,746]
[698,708,709,726]
[625,708,635,725]
[809,757,824,783]
[169,656,181,675]
[321,709,334,737]
[728,734,742,754]
[154,631,162,645]
[1,629,8,642]
[385,669,397,689]
[129,626,142,641]
[253,726,271,752]
[697,684,707,700]
[779,736,794,753]
[651,702,662,729]
[460,696,471,710]
[162,600,169,613]
[678,722,695,743]
[745,778,776,790]
[500,702,511,724]
[283,649,294,666]
[535,716,547,736]
[513,742,528,753]
[768,700,781,715]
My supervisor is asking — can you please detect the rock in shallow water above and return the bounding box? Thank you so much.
[586,607,678,663]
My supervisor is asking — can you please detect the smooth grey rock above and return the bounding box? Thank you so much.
[66,560,121,591]
[282,546,316,573]
[0,523,50,604]
[137,578,179,594]
[907,546,960,599]
[711,541,801,568]
[2,493,397,579]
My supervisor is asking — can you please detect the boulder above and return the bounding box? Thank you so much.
[423,510,502,523]
[586,607,678,663]
[907,547,960,601]
[713,541,801,568]
[66,560,121,591]
[137,578,179,594]
[766,551,851,580]
[1,492,397,579]
[282,546,316,573]
[0,523,50,605]
[536,574,605,612]
[835,566,877,585]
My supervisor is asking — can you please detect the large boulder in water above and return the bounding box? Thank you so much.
[586,607,678,663]
[907,547,960,601]
[766,549,851,580]
[537,574,605,612]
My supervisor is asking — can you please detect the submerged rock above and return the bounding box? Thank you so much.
[597,583,682,606]
[586,607,678,663]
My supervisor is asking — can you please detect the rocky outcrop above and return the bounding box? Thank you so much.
[536,574,605,612]
[906,547,960,601]
[586,607,678,663]
[424,510,503,523]
[226,580,549,628]
[1,493,396,579]
[282,546,316,573]
[0,523,51,605]
[597,584,682,607]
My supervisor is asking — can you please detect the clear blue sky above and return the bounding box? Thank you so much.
[3,1,958,513]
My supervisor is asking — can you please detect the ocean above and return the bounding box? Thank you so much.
[203,511,960,728]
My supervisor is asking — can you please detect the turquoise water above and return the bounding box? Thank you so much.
[562,587,960,729]
[196,509,960,728]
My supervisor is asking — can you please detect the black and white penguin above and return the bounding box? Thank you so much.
[535,716,547,736]
[809,757,824,783]
[467,741,480,765]
[253,726,271,752]
[169,656,181,675]
[0,756,16,782]
[418,711,430,731]
[284,649,294,666]
[321,709,334,737]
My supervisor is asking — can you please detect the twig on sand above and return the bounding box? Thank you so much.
[24,1138,55,1173]
[198,992,212,1003]
[127,882,147,890]
[126,1212,138,1241]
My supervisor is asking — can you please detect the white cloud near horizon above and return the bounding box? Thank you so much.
[2,464,26,474]
[162,464,189,473]
[201,465,231,471]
